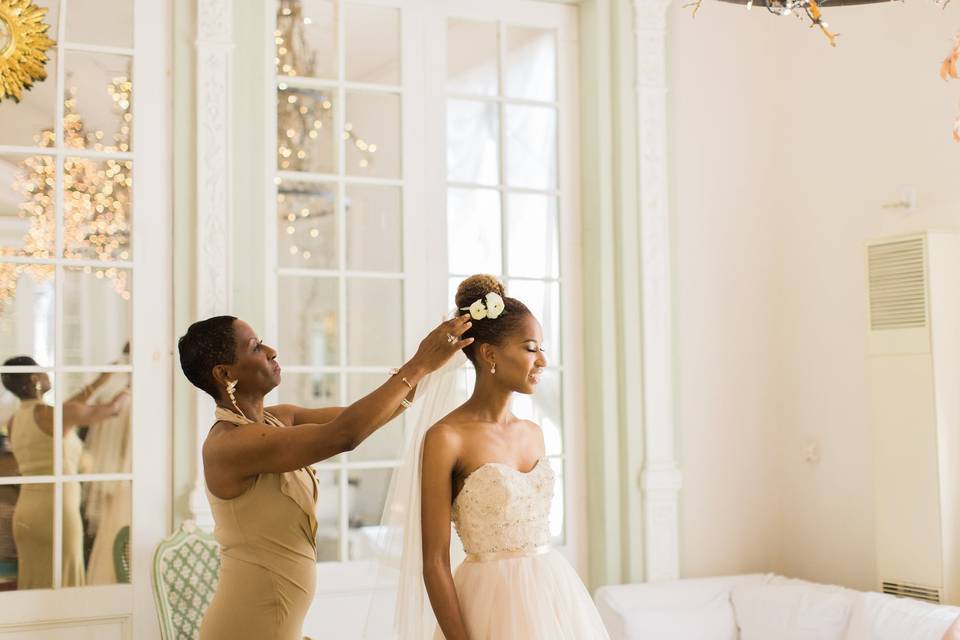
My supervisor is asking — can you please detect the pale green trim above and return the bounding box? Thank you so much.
[580,0,646,589]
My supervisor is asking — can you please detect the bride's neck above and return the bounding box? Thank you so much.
[464,380,513,424]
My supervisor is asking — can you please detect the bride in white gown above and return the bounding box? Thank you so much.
[371,275,609,640]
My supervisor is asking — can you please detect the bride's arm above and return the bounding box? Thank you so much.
[421,424,471,640]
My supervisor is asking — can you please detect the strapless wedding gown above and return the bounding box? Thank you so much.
[436,457,610,639]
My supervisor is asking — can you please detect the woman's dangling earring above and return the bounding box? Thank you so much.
[490,363,496,375]
[34,380,42,399]
[225,380,247,420]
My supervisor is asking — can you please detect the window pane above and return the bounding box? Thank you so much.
[277,180,337,269]
[346,185,402,273]
[79,480,131,585]
[345,5,400,85]
[447,20,498,96]
[63,52,134,152]
[314,468,341,562]
[504,105,556,190]
[62,158,133,262]
[346,278,402,366]
[346,373,403,463]
[0,154,55,258]
[2,482,54,589]
[62,267,131,367]
[447,100,499,186]
[0,265,55,367]
[276,0,337,80]
[507,279,560,363]
[345,92,400,179]
[505,27,556,102]
[506,193,559,279]
[347,467,392,560]
[277,86,336,174]
[62,372,130,474]
[511,369,562,456]
[446,188,501,276]
[278,276,339,367]
[66,0,133,49]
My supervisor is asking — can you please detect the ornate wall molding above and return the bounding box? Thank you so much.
[190,0,234,529]
[634,0,683,582]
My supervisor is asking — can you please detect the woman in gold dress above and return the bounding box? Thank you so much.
[1,356,128,589]
[177,315,473,640]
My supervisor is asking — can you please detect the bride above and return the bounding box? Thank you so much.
[373,274,609,640]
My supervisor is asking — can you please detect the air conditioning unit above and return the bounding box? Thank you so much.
[866,231,960,606]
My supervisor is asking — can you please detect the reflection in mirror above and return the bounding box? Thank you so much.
[0,483,54,590]
[62,159,133,262]
[277,86,336,174]
[0,154,56,258]
[347,467,392,560]
[80,480,131,585]
[276,0,337,80]
[277,181,337,269]
[0,263,54,368]
[0,368,54,477]
[64,371,131,475]
[279,276,339,366]
[63,52,134,153]
[313,469,340,561]
[63,268,131,367]
[345,91,400,179]
[0,36,58,148]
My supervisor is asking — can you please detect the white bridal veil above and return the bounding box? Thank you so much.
[363,350,471,639]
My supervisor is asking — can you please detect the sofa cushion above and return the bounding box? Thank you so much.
[843,592,960,640]
[732,579,857,640]
[595,574,770,640]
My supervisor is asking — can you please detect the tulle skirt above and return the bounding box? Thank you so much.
[434,549,610,640]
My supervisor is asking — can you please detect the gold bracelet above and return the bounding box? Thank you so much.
[400,398,412,409]
[389,368,414,391]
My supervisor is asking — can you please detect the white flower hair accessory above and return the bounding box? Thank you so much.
[461,292,506,320]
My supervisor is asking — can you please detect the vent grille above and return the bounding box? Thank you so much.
[868,238,927,331]
[882,581,941,604]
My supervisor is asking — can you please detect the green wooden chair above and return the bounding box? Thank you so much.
[151,520,220,640]
[113,525,130,583]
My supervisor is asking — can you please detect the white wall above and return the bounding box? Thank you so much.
[668,3,785,578]
[668,0,960,589]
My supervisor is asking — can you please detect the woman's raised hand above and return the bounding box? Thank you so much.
[409,315,474,373]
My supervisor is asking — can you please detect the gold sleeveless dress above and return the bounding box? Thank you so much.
[9,399,85,588]
[199,408,319,640]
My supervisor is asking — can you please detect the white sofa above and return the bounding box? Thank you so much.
[595,574,960,640]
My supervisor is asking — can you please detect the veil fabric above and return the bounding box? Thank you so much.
[364,350,472,639]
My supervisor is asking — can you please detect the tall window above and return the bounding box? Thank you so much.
[270,0,407,563]
[0,0,135,590]
[444,20,568,542]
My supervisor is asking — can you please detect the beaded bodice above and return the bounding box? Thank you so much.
[451,457,554,556]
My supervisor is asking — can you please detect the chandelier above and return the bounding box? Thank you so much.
[275,0,380,263]
[1,77,133,307]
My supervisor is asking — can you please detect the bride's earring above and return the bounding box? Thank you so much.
[225,380,247,420]
[490,363,496,375]
[34,380,42,398]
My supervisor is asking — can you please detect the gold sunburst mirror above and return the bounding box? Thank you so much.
[0,0,56,103]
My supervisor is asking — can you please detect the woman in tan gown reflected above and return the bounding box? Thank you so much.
[1,356,127,589]
[178,315,473,640]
